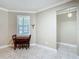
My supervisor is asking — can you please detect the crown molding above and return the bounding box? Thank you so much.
[0,0,72,13]
[36,0,72,13]
[8,10,37,13]
[0,7,8,12]
[0,7,37,13]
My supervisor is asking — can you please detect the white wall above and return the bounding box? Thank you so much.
[36,1,78,49]
[0,11,36,46]
[8,12,36,44]
[0,10,8,46]
[77,4,79,55]
[0,0,78,51]
[36,9,57,49]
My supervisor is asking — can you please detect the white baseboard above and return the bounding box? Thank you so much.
[0,45,11,49]
[30,43,57,52]
[57,42,77,48]
[35,44,57,52]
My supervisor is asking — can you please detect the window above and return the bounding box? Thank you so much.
[17,16,30,35]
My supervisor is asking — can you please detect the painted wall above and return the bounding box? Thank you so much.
[0,0,78,51]
[36,9,57,49]
[0,10,8,46]
[57,12,77,45]
[8,12,36,44]
[36,1,77,49]
[77,4,79,55]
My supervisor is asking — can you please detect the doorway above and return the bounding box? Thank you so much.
[56,7,77,58]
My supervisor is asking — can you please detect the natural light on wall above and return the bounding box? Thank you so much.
[17,15,30,36]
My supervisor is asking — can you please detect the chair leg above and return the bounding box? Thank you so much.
[14,44,17,50]
[28,43,30,48]
[25,44,27,49]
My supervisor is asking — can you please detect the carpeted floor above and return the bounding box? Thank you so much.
[0,45,78,59]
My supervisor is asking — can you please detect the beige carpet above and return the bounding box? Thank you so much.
[0,45,78,59]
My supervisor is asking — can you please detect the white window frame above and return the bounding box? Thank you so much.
[17,15,31,36]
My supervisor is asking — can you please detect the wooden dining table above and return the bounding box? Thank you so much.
[12,34,31,50]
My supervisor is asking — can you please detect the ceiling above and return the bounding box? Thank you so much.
[0,0,72,13]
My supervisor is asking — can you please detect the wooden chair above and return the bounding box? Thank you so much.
[12,34,31,50]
